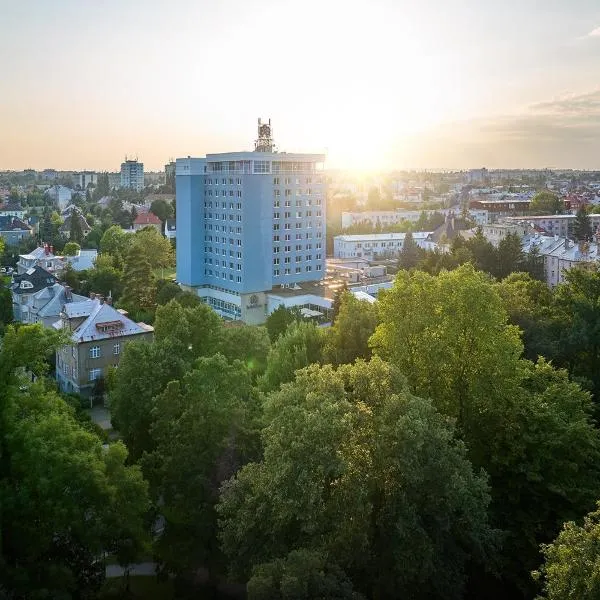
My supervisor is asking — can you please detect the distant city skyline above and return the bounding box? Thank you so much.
[2,0,600,171]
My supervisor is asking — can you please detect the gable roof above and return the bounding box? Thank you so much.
[33,284,88,318]
[0,216,31,231]
[62,299,154,343]
[59,209,91,233]
[134,211,161,225]
[11,265,58,294]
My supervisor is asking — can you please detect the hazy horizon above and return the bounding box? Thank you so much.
[2,0,600,172]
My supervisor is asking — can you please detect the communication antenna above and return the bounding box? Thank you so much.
[254,118,275,152]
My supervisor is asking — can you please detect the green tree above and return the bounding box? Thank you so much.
[153,299,223,363]
[552,266,600,397]
[248,549,364,600]
[155,280,182,305]
[62,241,80,256]
[0,325,149,598]
[465,228,497,274]
[496,232,524,279]
[370,264,522,427]
[523,244,546,282]
[109,339,188,461]
[120,243,157,313]
[572,205,593,242]
[535,502,600,600]
[265,304,304,342]
[69,210,84,244]
[259,321,325,392]
[133,226,174,270]
[150,198,174,226]
[142,355,254,578]
[324,291,377,365]
[84,254,124,300]
[100,225,132,263]
[530,191,563,215]
[330,282,348,324]
[217,325,271,377]
[0,287,13,329]
[219,359,495,599]
[398,230,421,269]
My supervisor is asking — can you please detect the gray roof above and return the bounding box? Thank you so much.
[64,299,154,343]
[64,250,97,271]
[32,284,87,318]
[11,266,57,294]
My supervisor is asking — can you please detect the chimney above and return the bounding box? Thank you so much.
[64,285,72,301]
[50,245,54,255]
[44,243,49,255]
[90,292,96,300]
[106,295,113,305]
[98,295,104,304]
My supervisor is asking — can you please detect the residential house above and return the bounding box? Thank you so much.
[11,266,87,325]
[133,211,161,232]
[59,208,91,239]
[0,216,33,246]
[164,218,176,241]
[54,295,154,397]
[45,185,74,210]
[17,244,64,275]
[0,202,26,219]
[522,234,600,287]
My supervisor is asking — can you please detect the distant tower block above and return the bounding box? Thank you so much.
[254,118,274,152]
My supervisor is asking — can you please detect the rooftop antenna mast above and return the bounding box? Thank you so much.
[254,118,275,152]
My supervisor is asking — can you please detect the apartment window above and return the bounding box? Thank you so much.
[237,252,242,259]
[306,254,312,261]
[296,211,302,218]
[295,267,301,273]
[285,189,292,197]
[273,223,280,231]
[296,223,302,229]
[89,368,102,381]
[274,200,280,208]
[284,268,291,275]
[236,276,242,283]
[273,257,280,265]
[285,199,291,207]
[316,253,322,260]
[273,235,280,242]
[284,245,291,252]
[273,177,280,185]
[274,189,280,197]
[274,212,280,219]
[306,265,312,272]
[296,244,302,251]
[295,255,302,262]
[273,246,280,253]
[284,177,291,184]
[284,234,291,241]
[284,211,291,218]
[296,199,302,207]
[284,223,291,230]
[113,342,120,355]
[316,264,322,271]
[273,269,280,276]
[89,346,101,359]
[296,233,302,240]
[284,257,291,264]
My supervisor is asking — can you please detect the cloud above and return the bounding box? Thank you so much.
[587,26,600,37]
[398,89,600,169]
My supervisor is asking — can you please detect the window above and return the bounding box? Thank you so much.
[284,223,291,230]
[284,257,291,264]
[295,267,302,273]
[89,368,102,381]
[306,265,312,272]
[113,342,120,355]
[296,211,302,218]
[273,257,280,265]
[273,177,280,185]
[284,245,291,252]
[296,199,302,207]
[274,199,280,208]
[273,223,280,231]
[316,264,322,271]
[273,235,280,242]
[89,346,100,359]
[273,268,280,276]
[284,268,291,275]
[285,189,292,197]
[274,212,280,219]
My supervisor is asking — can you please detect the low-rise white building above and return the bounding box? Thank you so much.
[333,232,435,260]
[482,222,531,247]
[17,244,65,275]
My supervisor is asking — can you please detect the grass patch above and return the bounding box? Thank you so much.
[154,267,176,281]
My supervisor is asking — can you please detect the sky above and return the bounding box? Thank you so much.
[1,0,600,171]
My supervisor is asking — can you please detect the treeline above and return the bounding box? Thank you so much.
[3,263,600,598]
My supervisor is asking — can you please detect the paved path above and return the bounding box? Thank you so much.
[106,562,156,578]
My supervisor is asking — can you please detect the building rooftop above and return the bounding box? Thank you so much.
[134,211,161,226]
[334,232,433,243]
[61,298,154,343]
[11,265,58,294]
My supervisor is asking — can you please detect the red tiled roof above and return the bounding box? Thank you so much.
[134,211,161,225]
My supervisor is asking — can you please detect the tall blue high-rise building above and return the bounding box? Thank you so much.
[176,121,326,323]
